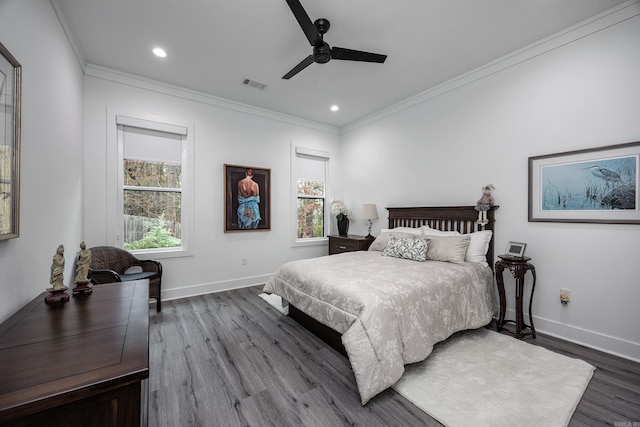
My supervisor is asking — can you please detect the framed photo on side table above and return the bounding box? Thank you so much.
[0,42,22,240]
[505,241,527,258]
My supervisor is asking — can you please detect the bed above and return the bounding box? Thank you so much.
[263,206,498,404]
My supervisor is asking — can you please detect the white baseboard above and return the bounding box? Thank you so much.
[161,274,272,302]
[502,308,640,363]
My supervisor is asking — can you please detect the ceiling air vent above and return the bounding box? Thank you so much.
[242,78,267,90]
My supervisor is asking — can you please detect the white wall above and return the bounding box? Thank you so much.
[0,0,84,322]
[82,68,342,300]
[340,4,640,361]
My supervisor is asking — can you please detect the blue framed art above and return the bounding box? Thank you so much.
[528,142,640,224]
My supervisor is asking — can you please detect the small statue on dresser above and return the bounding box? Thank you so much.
[47,244,70,304]
[73,241,93,295]
[49,244,66,290]
[475,184,495,225]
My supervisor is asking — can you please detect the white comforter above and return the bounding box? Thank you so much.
[263,250,495,404]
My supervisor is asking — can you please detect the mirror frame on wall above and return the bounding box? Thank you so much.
[0,41,22,241]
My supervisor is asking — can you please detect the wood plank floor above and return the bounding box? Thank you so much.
[148,286,640,426]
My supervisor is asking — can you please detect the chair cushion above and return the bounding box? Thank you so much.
[120,272,157,282]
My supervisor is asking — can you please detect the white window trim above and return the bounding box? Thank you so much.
[291,144,330,247]
[109,112,194,259]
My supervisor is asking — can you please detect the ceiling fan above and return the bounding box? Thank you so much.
[282,0,387,79]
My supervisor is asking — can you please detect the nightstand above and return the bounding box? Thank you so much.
[495,255,536,338]
[328,235,373,255]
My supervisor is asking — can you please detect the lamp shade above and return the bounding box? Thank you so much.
[361,204,379,220]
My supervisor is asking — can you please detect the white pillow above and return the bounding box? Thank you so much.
[381,227,422,235]
[421,225,461,236]
[465,230,493,266]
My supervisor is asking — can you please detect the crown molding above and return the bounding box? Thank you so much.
[342,1,640,134]
[85,64,340,135]
[51,1,337,134]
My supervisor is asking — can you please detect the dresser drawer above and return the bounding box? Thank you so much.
[328,235,373,255]
[330,239,360,254]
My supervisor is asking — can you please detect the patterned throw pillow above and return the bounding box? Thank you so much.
[368,230,422,251]
[382,236,429,262]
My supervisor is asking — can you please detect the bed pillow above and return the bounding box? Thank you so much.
[426,235,471,265]
[421,226,461,236]
[382,236,429,262]
[423,227,492,265]
[369,230,423,251]
[465,230,493,266]
[380,227,422,235]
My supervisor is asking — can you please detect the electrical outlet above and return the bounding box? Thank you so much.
[560,288,571,304]
[241,257,247,265]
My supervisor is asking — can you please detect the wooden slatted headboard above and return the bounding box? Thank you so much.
[387,206,498,269]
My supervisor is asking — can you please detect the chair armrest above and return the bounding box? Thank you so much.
[88,269,122,284]
[139,259,162,279]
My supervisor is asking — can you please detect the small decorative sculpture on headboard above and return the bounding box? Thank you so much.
[475,184,495,226]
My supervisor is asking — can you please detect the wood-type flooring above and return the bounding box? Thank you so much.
[148,286,640,426]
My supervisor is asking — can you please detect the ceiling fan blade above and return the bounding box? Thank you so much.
[282,55,315,79]
[285,0,322,46]
[331,47,387,63]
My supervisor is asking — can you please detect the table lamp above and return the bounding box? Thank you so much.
[361,204,379,239]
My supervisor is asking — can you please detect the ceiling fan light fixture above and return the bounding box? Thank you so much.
[152,47,167,58]
[313,44,331,64]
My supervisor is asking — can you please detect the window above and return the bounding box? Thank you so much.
[116,116,191,255]
[293,146,329,243]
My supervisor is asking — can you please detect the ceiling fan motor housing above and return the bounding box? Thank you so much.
[314,43,331,63]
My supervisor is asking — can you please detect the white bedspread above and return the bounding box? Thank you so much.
[263,251,495,404]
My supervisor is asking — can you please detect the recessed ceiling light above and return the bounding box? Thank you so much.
[152,47,167,58]
[330,105,339,112]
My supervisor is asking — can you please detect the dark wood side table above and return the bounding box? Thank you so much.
[0,281,149,426]
[495,255,536,339]
[328,234,373,255]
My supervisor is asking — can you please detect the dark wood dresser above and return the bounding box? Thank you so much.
[328,234,373,255]
[0,281,149,426]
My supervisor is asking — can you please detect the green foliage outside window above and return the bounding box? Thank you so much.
[124,216,180,250]
[123,159,182,249]
[297,180,325,238]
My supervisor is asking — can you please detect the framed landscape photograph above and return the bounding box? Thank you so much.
[529,142,640,224]
[224,164,271,232]
[0,42,21,240]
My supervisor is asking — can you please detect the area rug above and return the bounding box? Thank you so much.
[392,328,595,427]
[258,293,289,315]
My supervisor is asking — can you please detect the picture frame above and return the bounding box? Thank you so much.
[505,241,527,258]
[528,141,640,224]
[0,42,21,240]
[224,164,271,232]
